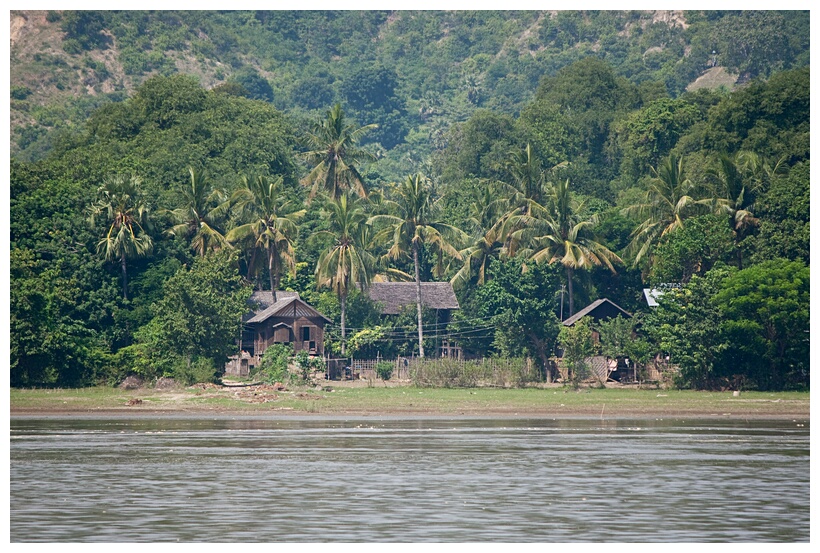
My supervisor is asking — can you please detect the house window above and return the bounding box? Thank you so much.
[302,326,311,342]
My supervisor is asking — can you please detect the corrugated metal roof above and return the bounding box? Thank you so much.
[643,288,661,307]
[246,294,331,324]
[562,298,631,326]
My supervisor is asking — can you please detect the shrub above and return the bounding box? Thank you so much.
[376,361,394,381]
[253,344,292,384]
[411,358,534,388]
[173,357,218,385]
[11,85,32,100]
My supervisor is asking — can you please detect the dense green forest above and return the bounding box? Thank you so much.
[9,10,809,391]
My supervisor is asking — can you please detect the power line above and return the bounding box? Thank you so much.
[325,313,499,333]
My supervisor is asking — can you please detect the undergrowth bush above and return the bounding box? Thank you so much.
[376,361,394,380]
[252,344,292,384]
[411,358,535,388]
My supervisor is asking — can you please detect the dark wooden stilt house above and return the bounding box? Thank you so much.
[226,291,330,377]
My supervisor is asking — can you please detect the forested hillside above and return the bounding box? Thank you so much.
[9,10,809,391]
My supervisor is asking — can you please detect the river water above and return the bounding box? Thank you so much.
[9,415,809,542]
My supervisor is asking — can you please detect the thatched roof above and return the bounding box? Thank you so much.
[249,290,299,310]
[245,291,330,324]
[367,282,460,315]
[562,298,631,326]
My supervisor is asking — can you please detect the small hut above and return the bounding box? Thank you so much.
[560,298,633,383]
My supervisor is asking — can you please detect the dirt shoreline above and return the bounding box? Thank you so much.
[10,410,808,420]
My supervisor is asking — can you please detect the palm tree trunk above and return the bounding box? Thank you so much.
[340,292,347,356]
[413,242,425,358]
[566,266,574,316]
[268,247,277,302]
[736,234,744,270]
[121,253,128,300]
[248,247,259,288]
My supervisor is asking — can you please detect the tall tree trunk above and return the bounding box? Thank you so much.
[120,253,128,300]
[268,247,277,302]
[736,235,744,270]
[413,242,425,358]
[340,291,347,356]
[566,266,575,316]
[248,246,259,288]
[530,333,552,383]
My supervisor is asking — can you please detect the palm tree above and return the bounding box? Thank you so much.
[227,174,305,296]
[514,178,621,316]
[495,144,569,258]
[500,143,546,209]
[88,175,153,299]
[314,192,375,355]
[370,174,465,357]
[707,151,787,269]
[301,103,377,201]
[450,184,506,290]
[622,153,712,267]
[167,166,231,257]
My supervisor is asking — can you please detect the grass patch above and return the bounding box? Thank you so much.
[10,386,809,418]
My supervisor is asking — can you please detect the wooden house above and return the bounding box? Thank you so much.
[365,281,462,359]
[243,291,330,356]
[226,291,330,377]
[366,282,460,315]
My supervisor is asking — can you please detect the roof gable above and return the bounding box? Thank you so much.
[367,282,460,314]
[562,298,631,326]
[245,292,330,324]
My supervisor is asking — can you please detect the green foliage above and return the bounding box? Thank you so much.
[376,361,394,381]
[254,343,293,384]
[708,11,807,79]
[11,85,33,100]
[649,214,734,285]
[347,327,387,359]
[143,250,252,375]
[340,65,408,148]
[134,74,207,130]
[597,314,652,377]
[411,358,534,388]
[229,66,274,102]
[7,13,813,393]
[715,259,809,391]
[597,315,632,360]
[437,110,520,183]
[60,11,109,52]
[612,97,702,182]
[293,350,322,382]
[301,103,377,200]
[10,248,102,387]
[173,357,218,386]
[644,267,733,389]
[747,161,809,266]
[558,317,595,387]
[466,258,561,372]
